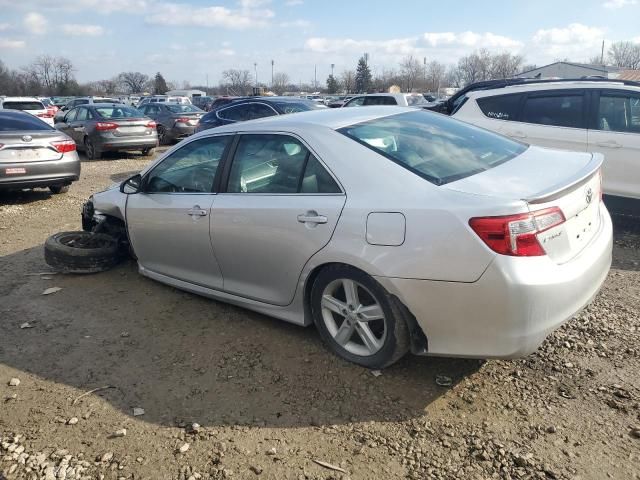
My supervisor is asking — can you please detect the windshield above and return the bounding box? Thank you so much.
[275,101,324,114]
[167,104,201,113]
[95,106,143,118]
[339,110,526,185]
[405,95,428,106]
[3,101,45,111]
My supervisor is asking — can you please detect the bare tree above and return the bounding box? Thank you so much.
[271,72,290,94]
[490,52,524,79]
[340,69,355,94]
[221,69,252,95]
[399,55,422,92]
[22,55,76,95]
[425,61,446,92]
[608,41,640,69]
[117,72,149,94]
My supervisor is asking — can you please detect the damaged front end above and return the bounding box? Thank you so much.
[81,195,130,257]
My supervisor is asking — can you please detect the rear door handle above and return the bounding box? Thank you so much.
[595,140,622,148]
[187,205,208,217]
[297,211,328,224]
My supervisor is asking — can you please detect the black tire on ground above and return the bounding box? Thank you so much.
[142,147,155,156]
[49,185,69,194]
[84,137,101,160]
[310,265,410,369]
[157,126,169,145]
[44,231,123,274]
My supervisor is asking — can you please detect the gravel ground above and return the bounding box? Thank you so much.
[0,151,639,480]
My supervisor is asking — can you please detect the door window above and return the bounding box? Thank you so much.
[246,103,278,120]
[520,94,584,128]
[344,97,365,107]
[597,93,640,133]
[65,109,78,122]
[75,108,89,121]
[218,104,249,122]
[145,136,230,193]
[227,134,340,194]
[476,94,523,121]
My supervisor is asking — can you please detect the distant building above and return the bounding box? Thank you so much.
[611,69,640,81]
[165,89,207,98]
[516,61,622,79]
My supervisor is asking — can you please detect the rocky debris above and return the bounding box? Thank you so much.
[42,287,62,295]
[630,427,640,439]
[132,407,145,417]
[8,377,20,387]
[67,417,79,425]
[178,443,190,454]
[111,428,127,438]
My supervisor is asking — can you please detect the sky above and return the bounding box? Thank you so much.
[0,0,639,86]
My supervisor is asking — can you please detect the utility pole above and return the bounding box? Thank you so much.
[423,57,427,91]
[314,64,317,90]
[271,59,274,88]
[331,63,335,77]
[600,39,605,65]
[254,62,258,87]
[206,74,209,90]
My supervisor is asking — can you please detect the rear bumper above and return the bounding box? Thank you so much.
[0,153,80,190]
[168,124,196,139]
[377,204,613,358]
[94,135,158,152]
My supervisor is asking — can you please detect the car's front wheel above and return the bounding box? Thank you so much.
[311,265,410,369]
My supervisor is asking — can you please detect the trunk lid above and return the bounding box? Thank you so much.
[0,131,64,163]
[447,146,603,264]
[172,113,203,126]
[111,118,152,137]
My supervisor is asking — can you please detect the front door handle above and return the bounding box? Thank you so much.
[187,205,207,217]
[595,140,622,148]
[297,211,328,224]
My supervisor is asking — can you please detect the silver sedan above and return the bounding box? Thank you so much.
[82,107,612,368]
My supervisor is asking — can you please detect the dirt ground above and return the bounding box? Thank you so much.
[0,151,639,480]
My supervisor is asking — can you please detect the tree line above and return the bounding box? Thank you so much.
[1,41,639,97]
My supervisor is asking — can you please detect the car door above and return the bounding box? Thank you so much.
[512,90,588,151]
[69,107,89,144]
[588,89,640,199]
[56,108,78,141]
[211,133,346,305]
[125,134,233,288]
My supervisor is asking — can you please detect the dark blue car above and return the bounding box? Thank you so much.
[195,96,326,132]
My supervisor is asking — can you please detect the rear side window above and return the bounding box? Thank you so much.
[597,93,640,133]
[339,110,526,186]
[520,94,584,128]
[218,104,249,122]
[477,94,523,121]
[364,96,397,106]
[246,103,277,120]
[0,113,53,131]
[3,101,45,110]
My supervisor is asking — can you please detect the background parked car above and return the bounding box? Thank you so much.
[54,103,157,159]
[0,110,79,194]
[196,96,326,132]
[138,103,205,144]
[61,96,122,113]
[192,96,215,111]
[343,93,435,108]
[449,78,640,207]
[50,96,73,109]
[0,97,54,126]
[137,95,191,107]
[39,97,59,117]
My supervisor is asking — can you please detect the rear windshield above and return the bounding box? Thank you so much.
[95,106,142,119]
[276,101,325,114]
[339,110,526,185]
[166,104,201,113]
[0,113,53,131]
[3,101,45,111]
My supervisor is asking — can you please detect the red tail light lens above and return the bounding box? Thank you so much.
[95,122,118,131]
[146,121,157,128]
[51,140,76,153]
[469,207,565,257]
[37,112,54,118]
[175,117,190,123]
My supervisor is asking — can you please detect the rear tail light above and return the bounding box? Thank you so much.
[51,140,76,153]
[95,122,118,131]
[146,121,157,128]
[175,117,190,123]
[469,207,565,257]
[37,112,54,118]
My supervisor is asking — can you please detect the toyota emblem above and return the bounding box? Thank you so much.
[21,135,32,142]
[585,187,593,205]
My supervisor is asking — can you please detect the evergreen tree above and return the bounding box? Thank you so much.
[154,72,169,95]
[355,56,372,93]
[326,74,339,94]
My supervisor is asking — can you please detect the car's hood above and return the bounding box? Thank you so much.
[91,184,126,221]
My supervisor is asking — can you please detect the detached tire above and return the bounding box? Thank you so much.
[45,231,123,274]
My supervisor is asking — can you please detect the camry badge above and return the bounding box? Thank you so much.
[585,187,593,205]
[22,135,32,142]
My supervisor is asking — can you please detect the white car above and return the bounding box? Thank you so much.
[66,107,612,368]
[344,93,433,108]
[0,97,54,126]
[451,79,640,202]
[137,95,191,107]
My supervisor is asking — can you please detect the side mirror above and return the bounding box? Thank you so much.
[54,115,63,124]
[120,173,143,194]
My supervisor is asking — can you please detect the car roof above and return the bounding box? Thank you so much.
[198,105,412,135]
[466,79,640,99]
[1,96,42,102]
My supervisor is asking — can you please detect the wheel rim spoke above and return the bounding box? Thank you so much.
[355,323,381,354]
[334,320,355,346]
[322,295,347,316]
[357,304,384,322]
[342,279,359,307]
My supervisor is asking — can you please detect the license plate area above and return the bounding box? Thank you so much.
[6,167,27,174]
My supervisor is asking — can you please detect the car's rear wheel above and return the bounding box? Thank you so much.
[157,125,169,145]
[311,265,409,369]
[49,185,69,194]
[44,231,124,274]
[141,147,155,156]
[84,137,101,160]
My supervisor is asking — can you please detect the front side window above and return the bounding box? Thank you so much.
[227,134,340,194]
[339,110,526,185]
[477,94,523,121]
[597,93,640,133]
[145,136,230,193]
[520,94,584,128]
[75,108,89,121]
[218,104,249,122]
[65,109,78,122]
[344,97,365,107]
